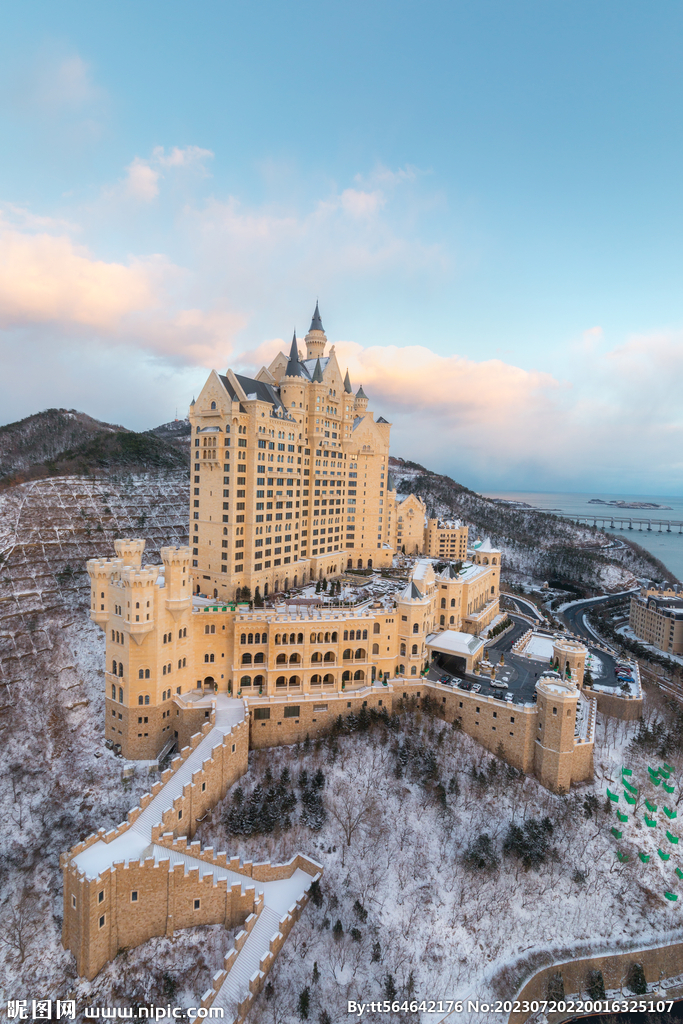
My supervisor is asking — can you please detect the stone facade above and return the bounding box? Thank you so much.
[630,585,683,656]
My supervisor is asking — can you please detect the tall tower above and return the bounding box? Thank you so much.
[305,302,327,360]
[534,673,579,794]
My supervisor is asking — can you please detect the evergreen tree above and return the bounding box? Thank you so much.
[280,766,291,786]
[384,974,397,1001]
[353,899,368,923]
[333,918,343,941]
[627,962,647,995]
[298,987,310,1021]
[312,961,320,985]
[312,767,326,790]
[586,970,605,1000]
[309,879,323,907]
[319,1013,331,1024]
[371,940,382,962]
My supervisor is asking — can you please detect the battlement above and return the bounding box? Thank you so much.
[114,538,146,569]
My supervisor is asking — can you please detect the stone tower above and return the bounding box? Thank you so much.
[534,672,579,794]
[305,302,327,360]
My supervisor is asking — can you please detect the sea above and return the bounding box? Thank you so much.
[483,490,683,584]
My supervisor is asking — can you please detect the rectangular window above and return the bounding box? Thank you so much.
[99,915,105,929]
[131,891,138,902]
[254,707,270,720]
[284,706,300,718]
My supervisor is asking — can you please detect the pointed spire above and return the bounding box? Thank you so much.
[312,358,323,383]
[309,301,324,333]
[356,384,367,400]
[285,330,305,378]
[344,369,352,393]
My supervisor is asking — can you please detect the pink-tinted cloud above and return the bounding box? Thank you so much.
[122,146,214,202]
[0,219,156,329]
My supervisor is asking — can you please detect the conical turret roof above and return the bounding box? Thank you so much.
[312,358,324,382]
[356,384,368,400]
[309,301,324,333]
[344,369,352,393]
[285,330,308,378]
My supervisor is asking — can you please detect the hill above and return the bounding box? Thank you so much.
[0,409,189,485]
[390,456,677,591]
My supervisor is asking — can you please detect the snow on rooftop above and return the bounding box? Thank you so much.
[524,634,555,660]
[426,630,485,656]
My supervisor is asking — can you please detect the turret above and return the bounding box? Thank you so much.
[86,557,123,626]
[552,638,587,687]
[534,673,579,794]
[120,566,157,644]
[354,385,369,413]
[305,302,327,360]
[114,538,146,569]
[161,545,192,619]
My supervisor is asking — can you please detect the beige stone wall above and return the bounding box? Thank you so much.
[582,685,643,721]
[630,590,683,655]
[509,940,683,1024]
[395,495,426,554]
[425,519,468,560]
[247,688,391,748]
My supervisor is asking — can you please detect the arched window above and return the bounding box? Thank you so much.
[310,632,317,644]
[450,615,455,625]
[276,653,287,665]
[362,629,368,640]
[399,664,405,675]
[343,630,349,641]
[491,586,495,594]
[342,670,351,682]
[276,676,287,687]
[372,643,379,655]
[254,675,264,687]
[440,615,445,626]
[138,695,143,705]
[411,666,417,675]
[254,652,264,664]
[144,668,150,678]
[331,631,338,642]
[492,558,497,565]
[411,644,418,655]
[241,633,247,644]
[450,598,455,607]
[163,665,167,675]
[242,653,252,665]
[275,634,281,644]
[289,675,300,687]
[343,649,353,660]
[311,673,321,683]
[311,652,322,663]
[118,663,123,677]
[240,675,251,687]
[373,622,380,634]
[281,633,288,645]
[400,643,406,656]
[112,659,117,674]
[324,651,335,663]
[289,652,301,664]
[111,683,116,699]
[441,598,446,608]
[297,633,303,644]
[355,648,365,660]
[118,687,123,703]
[323,673,334,684]
[211,401,216,409]
[354,669,365,681]
[248,633,253,644]
[138,669,144,679]
[289,633,296,644]
[144,695,150,705]
[412,623,419,634]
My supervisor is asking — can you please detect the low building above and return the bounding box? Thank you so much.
[629,586,683,656]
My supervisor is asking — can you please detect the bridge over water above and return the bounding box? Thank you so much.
[556,513,683,533]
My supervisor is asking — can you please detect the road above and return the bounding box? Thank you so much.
[560,589,639,693]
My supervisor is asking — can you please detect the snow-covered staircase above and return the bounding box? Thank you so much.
[212,905,283,1016]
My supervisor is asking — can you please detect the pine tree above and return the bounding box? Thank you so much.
[313,767,325,790]
[333,918,343,941]
[371,940,382,962]
[309,879,323,907]
[298,987,310,1020]
[312,961,320,984]
[384,974,397,1001]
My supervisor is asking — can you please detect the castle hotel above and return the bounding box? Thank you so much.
[62,307,599,995]
[88,305,595,795]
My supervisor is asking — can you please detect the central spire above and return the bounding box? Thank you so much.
[305,301,327,360]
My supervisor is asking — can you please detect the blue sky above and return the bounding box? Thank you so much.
[1,1,682,493]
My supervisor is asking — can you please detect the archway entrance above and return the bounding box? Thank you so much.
[203,676,215,691]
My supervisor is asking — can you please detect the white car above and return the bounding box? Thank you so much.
[490,679,508,689]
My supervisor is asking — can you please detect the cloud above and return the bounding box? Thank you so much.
[122,146,214,202]
[0,218,156,329]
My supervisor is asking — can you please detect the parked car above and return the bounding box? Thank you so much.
[458,680,472,691]
[439,674,452,685]
[490,679,508,689]
[505,693,514,703]
[471,683,481,693]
